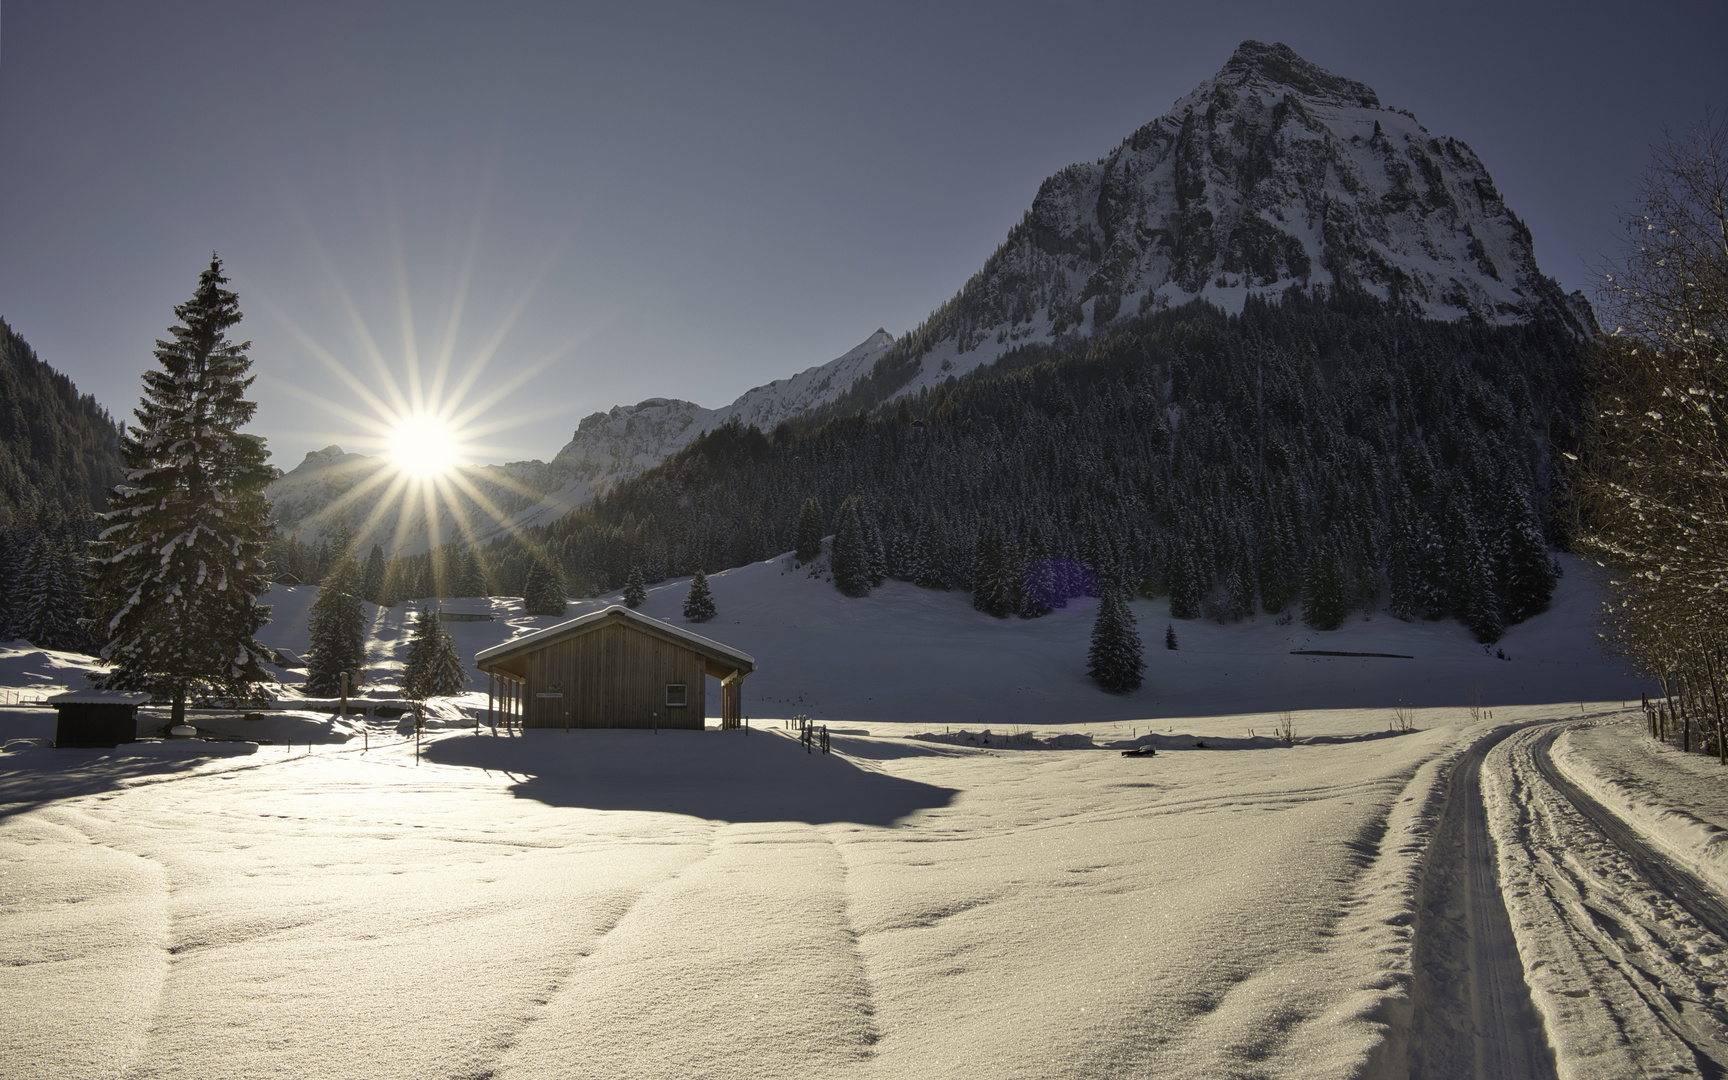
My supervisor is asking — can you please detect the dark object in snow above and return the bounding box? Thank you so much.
[49,690,149,748]
[1121,746,1157,757]
[1165,624,1178,650]
[1194,740,1207,748]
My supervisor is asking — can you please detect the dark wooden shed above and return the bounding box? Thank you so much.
[474,605,755,730]
[48,691,151,748]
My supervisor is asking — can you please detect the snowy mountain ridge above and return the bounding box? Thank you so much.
[265,330,896,550]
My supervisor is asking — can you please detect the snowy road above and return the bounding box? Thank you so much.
[1483,718,1728,1078]
[1408,721,1558,1080]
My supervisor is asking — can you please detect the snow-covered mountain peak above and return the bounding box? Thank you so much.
[1212,40,1379,109]
[864,41,1593,405]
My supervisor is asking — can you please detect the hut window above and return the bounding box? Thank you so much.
[665,683,688,707]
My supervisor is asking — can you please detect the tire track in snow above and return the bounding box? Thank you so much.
[486,819,878,1080]
[1481,723,1712,1078]
[1407,722,1558,1080]
[1526,727,1728,1075]
[0,809,172,1080]
[468,821,724,1073]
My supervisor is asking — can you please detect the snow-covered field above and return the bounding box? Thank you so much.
[11,554,1725,1078]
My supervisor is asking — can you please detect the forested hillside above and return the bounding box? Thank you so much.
[0,317,122,524]
[0,317,123,649]
[518,290,1581,641]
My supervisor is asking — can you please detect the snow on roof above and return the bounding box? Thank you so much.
[47,690,153,706]
[474,604,755,672]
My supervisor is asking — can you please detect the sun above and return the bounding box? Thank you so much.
[388,414,460,476]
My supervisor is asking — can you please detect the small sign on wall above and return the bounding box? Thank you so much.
[536,692,564,699]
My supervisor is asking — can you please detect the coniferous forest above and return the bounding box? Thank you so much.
[0,318,124,650]
[515,290,1580,642]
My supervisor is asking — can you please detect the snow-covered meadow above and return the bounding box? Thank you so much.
[7,553,1713,1078]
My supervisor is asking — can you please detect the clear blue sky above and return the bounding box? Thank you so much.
[2,2,1722,468]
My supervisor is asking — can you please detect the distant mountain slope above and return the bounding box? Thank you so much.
[549,329,894,490]
[265,330,895,551]
[0,317,123,526]
[812,40,1595,421]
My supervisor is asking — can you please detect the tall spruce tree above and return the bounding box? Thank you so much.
[793,497,824,563]
[623,565,647,608]
[1494,484,1558,624]
[89,256,274,724]
[831,496,874,597]
[683,569,716,622]
[305,555,366,695]
[1088,589,1145,693]
[402,607,466,699]
[21,532,88,652]
[1300,537,1349,631]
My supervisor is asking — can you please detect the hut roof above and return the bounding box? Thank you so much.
[475,605,756,675]
[48,690,153,706]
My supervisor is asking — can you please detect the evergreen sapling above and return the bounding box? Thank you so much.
[623,565,646,609]
[683,569,716,622]
[402,607,466,700]
[305,556,367,696]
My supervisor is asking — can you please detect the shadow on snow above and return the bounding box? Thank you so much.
[423,727,958,827]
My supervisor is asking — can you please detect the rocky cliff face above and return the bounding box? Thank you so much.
[859,40,1593,405]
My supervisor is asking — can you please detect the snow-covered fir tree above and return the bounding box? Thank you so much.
[1443,491,1503,643]
[89,256,275,724]
[401,607,466,699]
[20,532,90,652]
[831,496,874,598]
[1165,624,1178,650]
[683,569,716,622]
[1088,590,1144,694]
[1494,483,1559,624]
[304,555,366,695]
[360,544,387,604]
[457,547,487,598]
[623,565,646,609]
[523,562,566,617]
[793,497,824,564]
[1301,537,1349,631]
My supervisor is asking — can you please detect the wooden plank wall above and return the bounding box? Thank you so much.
[523,623,708,729]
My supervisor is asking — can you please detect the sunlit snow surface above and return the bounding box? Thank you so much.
[0,556,1675,1078]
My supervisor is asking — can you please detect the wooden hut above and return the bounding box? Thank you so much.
[48,690,151,748]
[474,605,755,730]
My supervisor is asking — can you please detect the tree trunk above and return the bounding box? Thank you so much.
[171,686,186,729]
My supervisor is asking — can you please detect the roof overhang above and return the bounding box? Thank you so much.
[475,605,755,677]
